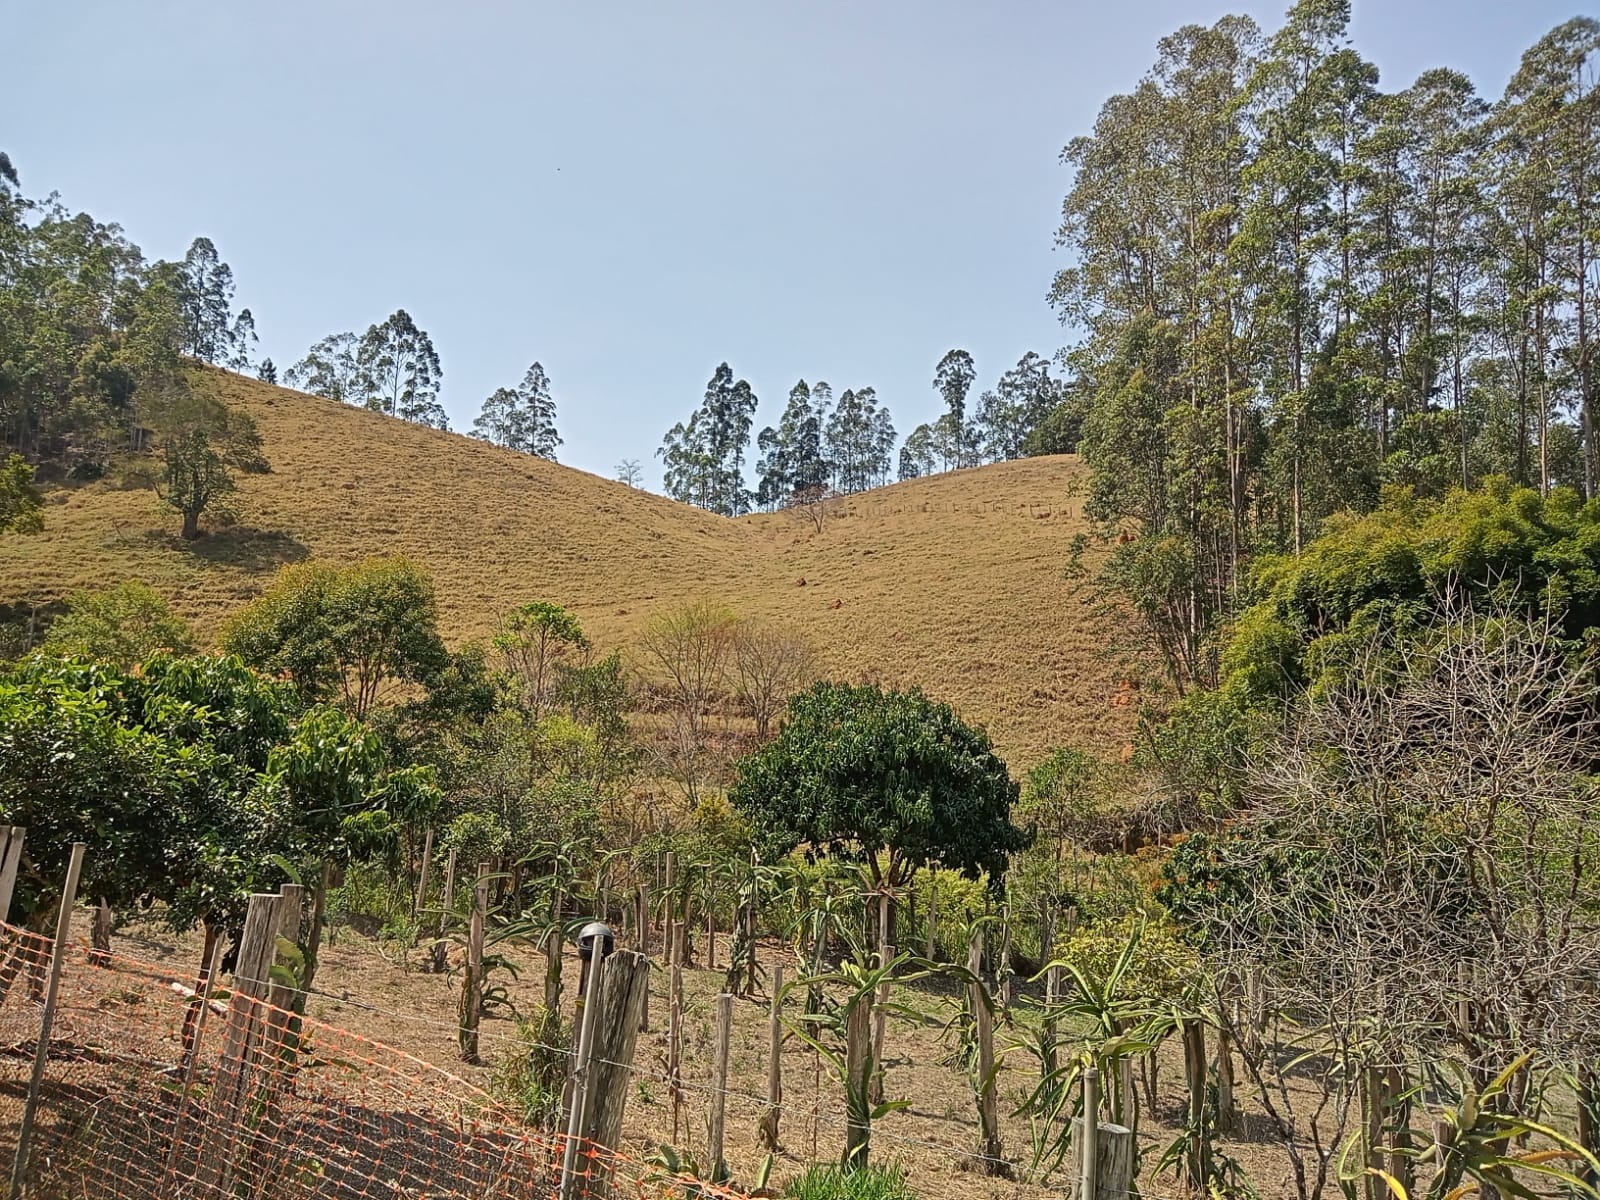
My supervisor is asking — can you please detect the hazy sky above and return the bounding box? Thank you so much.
[6,1,1582,488]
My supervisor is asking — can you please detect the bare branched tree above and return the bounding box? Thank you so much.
[636,601,738,803]
[1194,593,1600,1200]
[786,485,842,534]
[732,620,817,741]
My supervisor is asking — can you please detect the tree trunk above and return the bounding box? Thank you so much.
[181,508,201,540]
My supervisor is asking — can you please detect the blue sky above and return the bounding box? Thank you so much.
[5,0,1582,488]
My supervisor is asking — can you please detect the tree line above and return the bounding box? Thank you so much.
[1056,0,1600,691]
[658,349,1078,517]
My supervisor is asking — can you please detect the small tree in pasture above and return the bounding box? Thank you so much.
[223,556,450,717]
[493,601,589,719]
[732,619,815,741]
[731,681,1028,892]
[145,372,269,539]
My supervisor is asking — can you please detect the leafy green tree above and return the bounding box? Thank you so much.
[256,358,277,384]
[493,601,590,718]
[0,453,42,535]
[355,309,446,428]
[976,352,1065,461]
[146,372,269,539]
[222,555,450,717]
[730,681,1029,890]
[473,361,561,458]
[42,581,196,668]
[659,363,758,515]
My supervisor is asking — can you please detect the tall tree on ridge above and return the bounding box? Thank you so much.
[354,310,446,429]
[173,237,257,370]
[473,361,561,458]
[933,349,977,468]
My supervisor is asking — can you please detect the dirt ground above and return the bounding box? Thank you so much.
[106,912,1316,1200]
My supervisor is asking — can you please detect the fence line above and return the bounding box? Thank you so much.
[0,920,753,1200]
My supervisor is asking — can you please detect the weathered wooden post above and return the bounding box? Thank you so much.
[560,922,611,1200]
[575,946,651,1199]
[668,943,685,1143]
[1182,1017,1210,1192]
[431,847,457,974]
[0,826,26,921]
[760,962,784,1151]
[870,891,892,1106]
[925,877,938,961]
[458,861,488,1062]
[164,936,225,1187]
[7,843,84,1200]
[412,827,434,923]
[843,993,872,1168]
[1077,1065,1099,1200]
[194,890,283,1193]
[968,926,1004,1174]
[708,992,733,1179]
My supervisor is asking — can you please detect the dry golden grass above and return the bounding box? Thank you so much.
[0,370,1129,767]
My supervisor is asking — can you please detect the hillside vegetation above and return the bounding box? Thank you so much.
[0,369,1123,766]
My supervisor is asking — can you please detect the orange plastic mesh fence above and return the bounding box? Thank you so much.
[0,922,750,1200]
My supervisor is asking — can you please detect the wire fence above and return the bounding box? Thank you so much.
[0,921,751,1200]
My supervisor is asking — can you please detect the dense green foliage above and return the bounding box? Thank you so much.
[730,680,1028,886]
[41,580,196,667]
[222,555,450,716]
[1221,481,1600,706]
[1057,3,1600,693]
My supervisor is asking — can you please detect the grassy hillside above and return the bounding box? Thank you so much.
[0,371,1128,766]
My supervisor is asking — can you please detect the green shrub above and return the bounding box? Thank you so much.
[784,1163,917,1200]
[487,1005,571,1128]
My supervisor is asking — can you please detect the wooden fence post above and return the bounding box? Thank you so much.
[708,992,733,1179]
[1077,1065,1099,1200]
[870,890,891,1106]
[432,848,457,973]
[575,949,653,1199]
[668,947,685,1144]
[163,935,225,1188]
[7,843,84,1200]
[1182,1018,1210,1191]
[459,862,488,1062]
[412,827,434,922]
[560,932,609,1200]
[968,927,1004,1174]
[0,826,25,922]
[843,994,872,1168]
[760,962,784,1151]
[194,890,282,1193]
[925,878,938,961]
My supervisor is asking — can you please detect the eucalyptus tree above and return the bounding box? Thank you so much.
[932,349,976,467]
[658,362,757,515]
[355,309,446,428]
[825,387,895,493]
[474,361,561,457]
[172,237,256,369]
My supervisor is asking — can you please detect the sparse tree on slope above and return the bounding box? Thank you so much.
[285,332,361,403]
[474,361,561,458]
[933,349,977,467]
[355,310,446,428]
[146,372,269,539]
